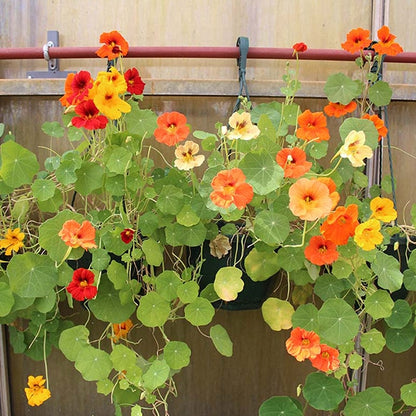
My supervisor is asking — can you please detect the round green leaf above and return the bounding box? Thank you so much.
[244,247,280,282]
[105,146,132,174]
[58,325,90,361]
[34,289,56,313]
[75,346,112,381]
[318,298,360,345]
[107,260,127,290]
[156,185,184,215]
[165,222,207,247]
[314,274,349,301]
[259,396,303,416]
[41,121,64,137]
[261,298,294,331]
[142,359,170,391]
[401,383,416,407]
[110,344,137,372]
[210,324,233,357]
[89,276,135,323]
[360,328,386,354]
[364,290,394,320]
[372,252,403,293]
[403,268,416,291]
[155,270,182,301]
[176,204,200,227]
[303,372,345,411]
[91,248,111,271]
[0,282,14,317]
[184,297,215,326]
[239,150,284,195]
[177,281,199,304]
[368,80,393,107]
[124,107,158,137]
[344,387,393,416]
[136,291,171,327]
[324,72,362,104]
[385,299,412,329]
[164,341,191,370]
[348,352,363,370]
[55,160,77,185]
[0,140,40,187]
[214,266,244,301]
[275,247,305,272]
[74,161,104,195]
[254,210,290,245]
[7,253,58,298]
[385,322,416,353]
[31,178,56,202]
[142,238,164,267]
[292,303,319,332]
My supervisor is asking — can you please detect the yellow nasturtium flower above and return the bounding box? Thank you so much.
[353,219,384,251]
[0,228,24,255]
[336,130,373,167]
[24,375,51,407]
[370,197,397,223]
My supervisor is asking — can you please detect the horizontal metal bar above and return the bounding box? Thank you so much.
[1,45,416,63]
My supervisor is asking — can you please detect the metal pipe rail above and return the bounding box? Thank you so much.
[1,46,416,63]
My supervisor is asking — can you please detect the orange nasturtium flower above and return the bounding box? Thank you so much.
[210,168,253,210]
[24,375,51,407]
[335,130,373,167]
[286,327,321,362]
[276,147,312,178]
[304,235,339,266]
[58,220,97,250]
[354,219,384,251]
[373,26,403,56]
[288,178,333,221]
[59,71,94,107]
[341,27,371,54]
[310,344,340,372]
[316,177,340,210]
[227,111,260,141]
[154,111,190,146]
[296,110,330,142]
[324,101,357,118]
[320,204,360,245]
[370,197,397,223]
[112,319,134,343]
[0,228,25,256]
[174,140,205,171]
[96,30,129,59]
[362,113,388,142]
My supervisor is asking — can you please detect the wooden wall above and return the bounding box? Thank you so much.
[1,1,416,415]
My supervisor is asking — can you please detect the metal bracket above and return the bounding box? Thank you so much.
[27,30,73,78]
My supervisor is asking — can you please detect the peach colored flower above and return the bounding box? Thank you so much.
[227,112,260,141]
[58,220,97,250]
[174,140,205,171]
[336,130,373,167]
[288,178,333,221]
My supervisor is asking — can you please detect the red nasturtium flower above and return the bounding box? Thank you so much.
[362,113,388,141]
[341,27,371,53]
[324,101,357,118]
[154,111,190,146]
[296,110,330,142]
[320,204,359,245]
[310,344,340,372]
[288,178,333,221]
[276,147,312,178]
[120,228,135,244]
[67,268,98,301]
[210,168,253,210]
[304,235,339,266]
[124,67,145,95]
[286,327,321,362]
[96,30,129,59]
[58,220,97,250]
[112,319,134,343]
[71,100,108,130]
[292,42,307,53]
[373,26,403,56]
